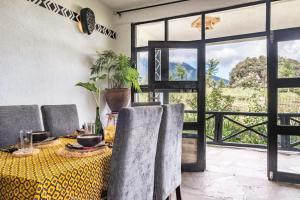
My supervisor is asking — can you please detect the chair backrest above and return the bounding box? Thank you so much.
[41,104,79,137]
[0,105,42,147]
[131,102,161,107]
[153,104,184,200]
[108,106,163,200]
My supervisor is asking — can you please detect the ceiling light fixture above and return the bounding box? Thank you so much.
[191,16,221,31]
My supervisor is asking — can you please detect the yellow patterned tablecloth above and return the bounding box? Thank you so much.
[0,138,112,200]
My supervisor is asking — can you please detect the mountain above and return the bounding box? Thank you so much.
[169,62,229,84]
[169,62,197,81]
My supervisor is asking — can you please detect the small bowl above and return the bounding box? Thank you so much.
[32,131,49,143]
[77,134,102,147]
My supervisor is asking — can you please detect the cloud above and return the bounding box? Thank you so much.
[206,39,267,79]
[169,49,197,68]
[279,40,300,61]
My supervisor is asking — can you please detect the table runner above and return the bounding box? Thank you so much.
[0,138,112,200]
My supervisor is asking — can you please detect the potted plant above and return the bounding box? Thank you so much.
[104,53,141,112]
[76,50,141,113]
[75,80,103,135]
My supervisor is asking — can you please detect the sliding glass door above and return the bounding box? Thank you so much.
[148,41,206,171]
[268,27,300,183]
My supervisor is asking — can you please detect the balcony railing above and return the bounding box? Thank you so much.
[183,111,300,151]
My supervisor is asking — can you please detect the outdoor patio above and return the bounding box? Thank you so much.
[181,145,300,200]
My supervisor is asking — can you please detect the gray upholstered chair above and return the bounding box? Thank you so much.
[41,104,79,137]
[0,105,42,147]
[131,101,161,107]
[108,106,163,200]
[153,104,185,200]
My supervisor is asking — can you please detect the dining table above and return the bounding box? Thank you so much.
[0,138,112,200]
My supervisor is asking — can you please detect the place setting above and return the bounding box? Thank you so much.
[1,130,60,157]
[56,123,109,158]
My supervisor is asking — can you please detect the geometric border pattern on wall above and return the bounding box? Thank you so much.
[26,0,117,39]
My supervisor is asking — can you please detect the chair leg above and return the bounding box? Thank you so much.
[176,186,182,200]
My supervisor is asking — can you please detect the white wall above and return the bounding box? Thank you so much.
[0,0,116,126]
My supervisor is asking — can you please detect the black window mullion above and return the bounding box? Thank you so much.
[165,19,169,41]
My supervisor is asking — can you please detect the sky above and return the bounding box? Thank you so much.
[278,40,300,61]
[206,39,267,80]
[169,49,197,68]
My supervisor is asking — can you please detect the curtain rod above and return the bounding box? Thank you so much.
[116,0,189,16]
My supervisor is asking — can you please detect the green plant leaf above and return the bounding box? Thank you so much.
[75,82,98,92]
[90,74,107,81]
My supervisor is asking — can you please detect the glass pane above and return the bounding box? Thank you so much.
[206,4,266,39]
[169,92,197,122]
[278,88,300,114]
[169,49,198,81]
[137,52,148,85]
[168,15,202,41]
[278,135,300,174]
[133,92,162,103]
[278,88,300,126]
[278,40,300,79]
[136,22,165,47]
[134,92,150,102]
[271,0,300,30]
[206,38,267,113]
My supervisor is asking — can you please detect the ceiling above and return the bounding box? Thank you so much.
[100,0,257,11]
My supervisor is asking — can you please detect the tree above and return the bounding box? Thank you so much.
[205,58,233,111]
[207,59,219,77]
[206,59,219,87]
[229,56,300,88]
[174,63,187,80]
[206,87,234,111]
[279,60,297,78]
[219,79,225,88]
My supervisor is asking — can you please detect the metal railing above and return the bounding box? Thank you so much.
[183,111,300,151]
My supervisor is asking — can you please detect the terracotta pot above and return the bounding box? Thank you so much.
[105,88,131,112]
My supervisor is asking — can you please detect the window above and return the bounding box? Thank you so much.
[271,0,300,30]
[152,48,198,81]
[137,51,148,85]
[169,49,198,81]
[206,38,267,112]
[278,136,300,174]
[278,88,300,116]
[278,40,300,79]
[136,22,165,47]
[168,15,202,41]
[206,4,266,39]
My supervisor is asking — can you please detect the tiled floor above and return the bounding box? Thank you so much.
[181,145,300,200]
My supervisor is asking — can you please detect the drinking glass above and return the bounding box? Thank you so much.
[85,123,95,135]
[20,130,33,153]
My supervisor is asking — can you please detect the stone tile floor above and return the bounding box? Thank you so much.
[180,145,300,200]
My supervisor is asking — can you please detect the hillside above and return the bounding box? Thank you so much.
[229,56,300,87]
